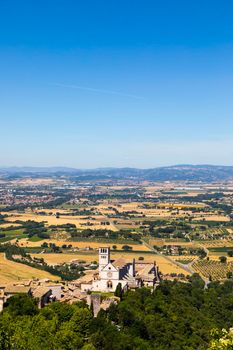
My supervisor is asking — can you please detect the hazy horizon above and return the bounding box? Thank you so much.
[1,1,233,167]
[1,163,233,171]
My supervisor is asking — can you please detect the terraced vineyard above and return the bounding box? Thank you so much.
[192,259,233,280]
[175,258,194,264]
[201,240,233,248]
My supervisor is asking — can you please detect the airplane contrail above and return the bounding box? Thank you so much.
[51,83,144,100]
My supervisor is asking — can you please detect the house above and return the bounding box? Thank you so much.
[4,285,32,298]
[0,280,63,312]
[32,286,53,308]
[0,284,32,310]
[45,284,63,300]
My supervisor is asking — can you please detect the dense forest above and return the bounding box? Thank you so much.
[1,276,233,349]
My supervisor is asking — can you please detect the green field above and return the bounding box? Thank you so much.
[208,247,233,252]
[0,236,15,243]
[175,259,194,264]
[0,229,25,236]
[28,235,45,242]
[68,237,141,244]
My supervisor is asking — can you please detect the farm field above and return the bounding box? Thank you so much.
[16,238,151,251]
[0,229,26,243]
[1,229,25,236]
[0,223,22,228]
[96,201,210,218]
[5,212,118,231]
[156,203,206,209]
[0,253,59,283]
[32,253,94,265]
[193,214,230,222]
[208,254,233,261]
[201,240,233,248]
[1,174,233,284]
[149,239,195,248]
[192,259,233,281]
[170,255,198,263]
[13,178,56,186]
[32,251,188,275]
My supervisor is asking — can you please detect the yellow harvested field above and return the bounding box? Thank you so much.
[97,201,211,220]
[6,212,118,231]
[116,202,142,211]
[32,252,188,274]
[194,215,230,222]
[15,178,55,185]
[202,240,233,248]
[32,253,93,265]
[97,203,188,218]
[149,239,196,248]
[180,192,202,197]
[170,255,198,261]
[140,210,172,217]
[157,203,206,208]
[211,215,230,222]
[144,186,164,192]
[148,239,166,247]
[0,223,22,228]
[17,238,151,251]
[148,255,189,274]
[39,208,72,215]
[190,211,230,221]
[0,253,59,283]
[208,255,233,262]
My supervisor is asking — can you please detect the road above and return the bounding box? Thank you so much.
[141,239,194,275]
[142,238,210,287]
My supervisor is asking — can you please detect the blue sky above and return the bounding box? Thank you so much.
[1,0,233,168]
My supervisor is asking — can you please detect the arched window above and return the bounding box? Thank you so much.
[107,280,113,289]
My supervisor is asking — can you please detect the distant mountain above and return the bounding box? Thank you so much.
[143,165,233,182]
[1,165,233,182]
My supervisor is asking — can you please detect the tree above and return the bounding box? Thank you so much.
[53,329,83,350]
[227,271,233,279]
[208,328,233,349]
[199,249,207,259]
[188,273,205,289]
[4,279,233,349]
[6,295,38,317]
[82,345,96,350]
[122,245,132,251]
[112,245,117,250]
[114,283,123,299]
[68,308,93,337]
[219,256,227,264]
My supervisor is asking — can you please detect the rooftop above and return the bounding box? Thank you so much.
[32,286,51,298]
[4,285,31,294]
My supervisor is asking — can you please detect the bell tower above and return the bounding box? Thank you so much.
[99,247,110,271]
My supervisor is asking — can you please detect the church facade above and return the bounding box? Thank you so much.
[81,247,160,293]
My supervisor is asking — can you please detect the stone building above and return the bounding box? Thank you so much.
[81,247,160,293]
[32,286,53,308]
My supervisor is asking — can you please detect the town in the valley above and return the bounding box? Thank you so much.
[0,246,160,314]
[1,166,233,314]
